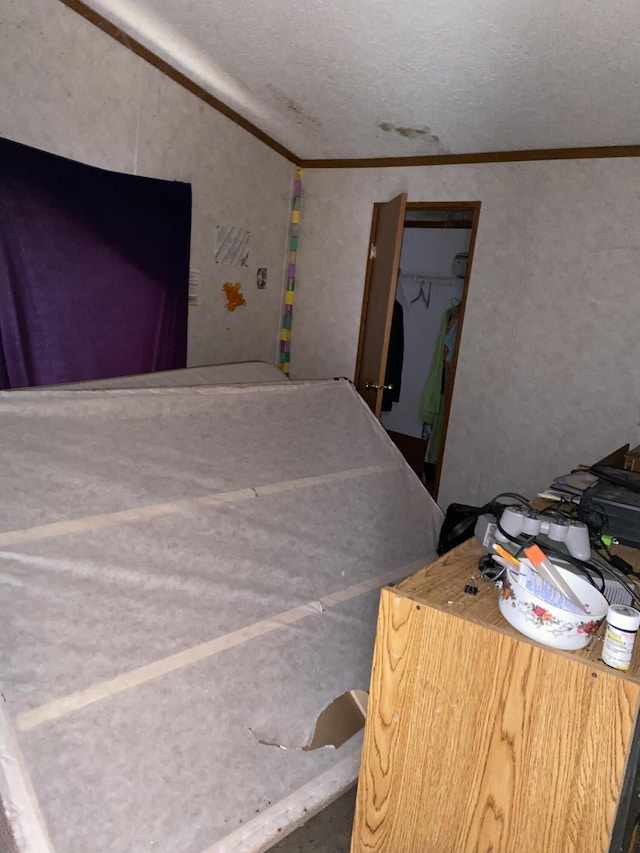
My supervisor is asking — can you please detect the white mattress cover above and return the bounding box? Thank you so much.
[14,361,288,391]
[0,379,442,852]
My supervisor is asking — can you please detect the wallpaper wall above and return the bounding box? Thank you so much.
[1,0,294,368]
[293,159,640,508]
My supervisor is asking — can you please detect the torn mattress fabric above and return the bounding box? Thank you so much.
[0,378,442,852]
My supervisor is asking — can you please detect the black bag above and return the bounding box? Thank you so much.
[437,502,492,555]
[437,494,529,555]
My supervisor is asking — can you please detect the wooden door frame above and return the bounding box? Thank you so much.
[355,199,482,500]
[354,204,381,386]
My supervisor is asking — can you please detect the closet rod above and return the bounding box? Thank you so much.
[398,274,459,283]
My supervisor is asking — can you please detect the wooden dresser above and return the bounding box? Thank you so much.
[351,538,640,853]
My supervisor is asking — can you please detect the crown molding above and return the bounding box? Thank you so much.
[298,145,640,169]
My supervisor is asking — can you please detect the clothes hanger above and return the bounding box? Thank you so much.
[410,281,431,309]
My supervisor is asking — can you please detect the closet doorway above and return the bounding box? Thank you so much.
[354,197,481,499]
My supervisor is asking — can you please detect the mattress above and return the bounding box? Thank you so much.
[0,379,442,852]
[18,360,288,390]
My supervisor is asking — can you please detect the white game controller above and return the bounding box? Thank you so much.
[496,506,591,560]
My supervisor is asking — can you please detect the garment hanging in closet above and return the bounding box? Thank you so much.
[419,303,460,463]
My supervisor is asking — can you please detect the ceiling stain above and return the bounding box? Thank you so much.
[266,85,321,130]
[378,122,447,150]
[378,122,428,138]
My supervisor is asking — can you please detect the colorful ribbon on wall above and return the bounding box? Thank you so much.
[279,168,302,374]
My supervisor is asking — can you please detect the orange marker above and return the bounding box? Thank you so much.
[492,543,520,568]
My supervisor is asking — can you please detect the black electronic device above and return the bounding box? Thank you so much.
[590,465,640,494]
[579,478,640,548]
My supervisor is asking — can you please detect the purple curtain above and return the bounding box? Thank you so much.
[0,138,191,389]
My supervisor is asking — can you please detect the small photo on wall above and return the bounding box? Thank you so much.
[257,268,267,289]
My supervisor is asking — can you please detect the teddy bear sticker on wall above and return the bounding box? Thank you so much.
[223,282,247,312]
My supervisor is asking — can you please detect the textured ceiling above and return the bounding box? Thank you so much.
[84,0,640,160]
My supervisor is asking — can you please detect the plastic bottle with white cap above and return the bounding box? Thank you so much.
[602,605,640,671]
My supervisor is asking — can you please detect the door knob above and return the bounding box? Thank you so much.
[365,382,393,390]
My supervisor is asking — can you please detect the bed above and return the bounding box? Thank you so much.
[0,374,442,852]
[25,360,289,390]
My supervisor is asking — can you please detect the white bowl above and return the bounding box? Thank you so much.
[498,562,609,650]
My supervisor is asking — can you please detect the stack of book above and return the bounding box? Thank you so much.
[537,470,599,502]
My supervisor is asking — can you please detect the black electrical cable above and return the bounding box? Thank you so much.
[490,492,531,509]
[495,516,536,554]
[495,515,606,593]
[537,540,606,595]
[492,496,640,605]
[478,554,505,583]
[596,560,640,607]
[577,499,609,538]
[555,498,640,604]
[590,546,640,607]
